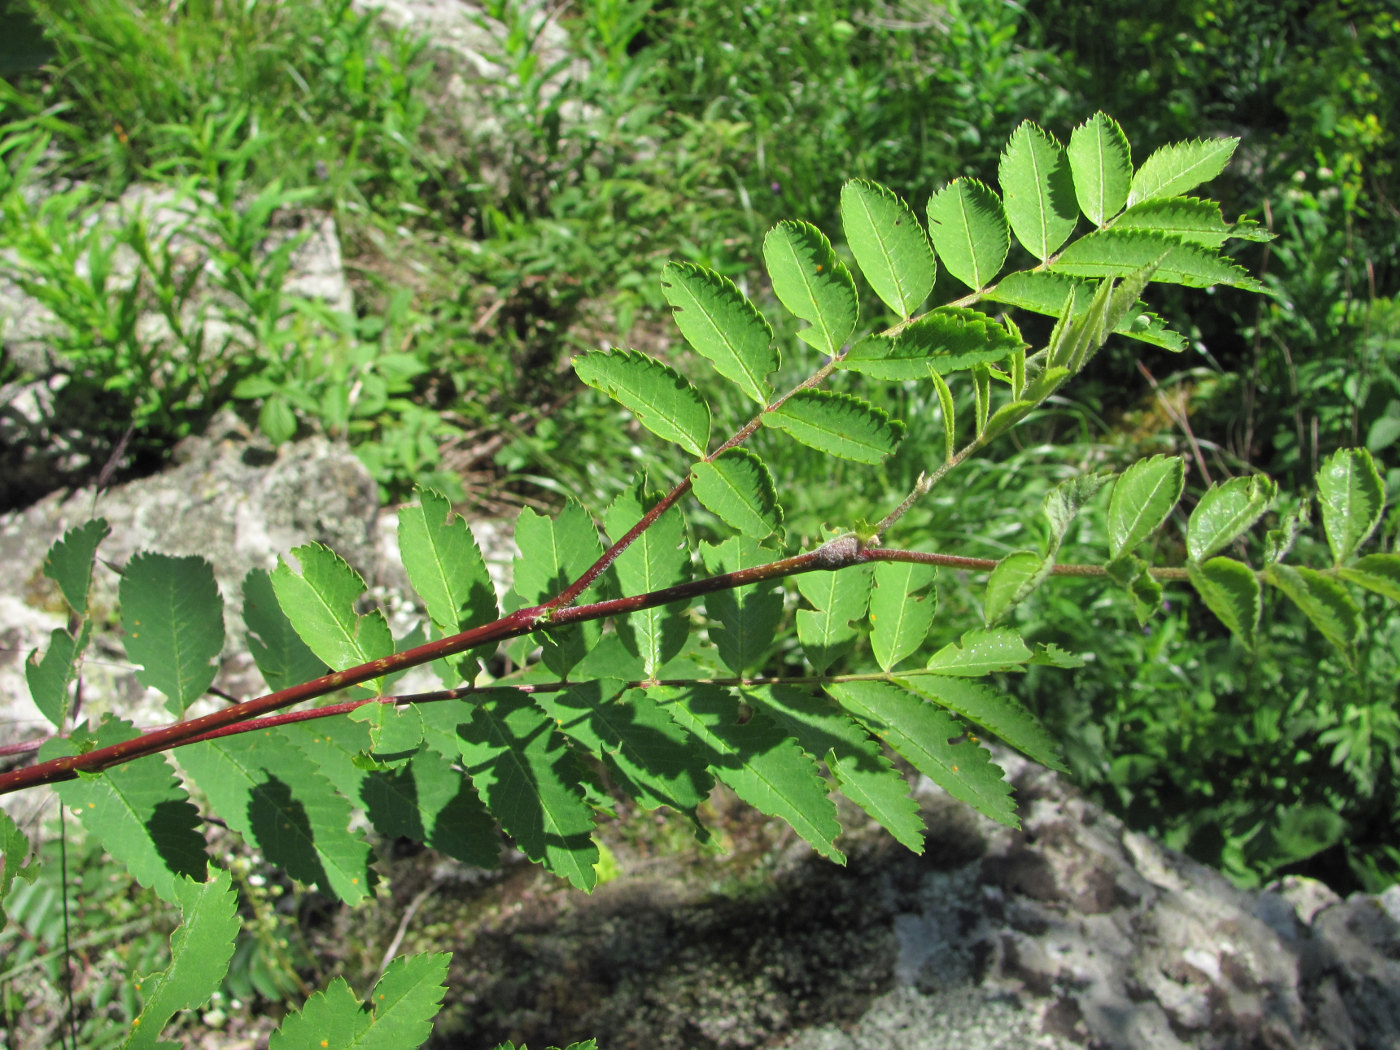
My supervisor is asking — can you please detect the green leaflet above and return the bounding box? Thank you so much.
[43,718,206,905]
[1108,455,1185,558]
[926,177,1009,291]
[123,870,238,1050]
[1315,447,1384,564]
[763,389,904,464]
[702,536,785,676]
[243,569,327,694]
[1128,136,1240,207]
[512,500,606,676]
[120,552,225,716]
[868,560,936,672]
[750,683,924,852]
[178,730,374,904]
[1187,474,1277,562]
[0,809,38,923]
[271,543,394,680]
[661,684,844,862]
[925,626,1033,676]
[839,178,936,318]
[999,120,1078,261]
[573,348,711,456]
[1265,563,1361,665]
[839,307,1020,380]
[1114,197,1242,247]
[1106,553,1165,626]
[1044,471,1113,544]
[454,690,598,890]
[795,561,873,672]
[826,680,1017,828]
[984,550,1045,625]
[399,486,499,635]
[902,675,1066,773]
[26,623,87,728]
[1052,229,1263,291]
[42,517,109,617]
[660,261,777,404]
[1189,557,1261,649]
[986,270,1185,351]
[535,680,713,823]
[763,219,858,357]
[604,480,691,675]
[691,448,783,540]
[1067,111,1131,226]
[269,952,451,1050]
[1339,553,1400,603]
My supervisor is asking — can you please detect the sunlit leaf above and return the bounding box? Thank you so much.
[1265,563,1360,665]
[604,480,691,675]
[764,389,904,464]
[120,552,225,716]
[1315,447,1384,564]
[840,178,936,318]
[573,348,710,456]
[984,550,1046,625]
[399,487,499,635]
[42,518,109,617]
[1052,229,1263,291]
[839,307,1020,379]
[1108,455,1185,558]
[999,120,1078,260]
[1189,556,1260,649]
[1339,553,1400,603]
[661,261,777,404]
[1187,474,1277,562]
[795,561,873,672]
[868,560,936,672]
[986,270,1185,350]
[1067,111,1131,225]
[1128,136,1239,206]
[902,675,1066,772]
[763,219,858,356]
[926,177,1009,290]
[271,544,394,679]
[243,569,327,694]
[691,449,783,539]
[925,626,1032,675]
[703,536,785,676]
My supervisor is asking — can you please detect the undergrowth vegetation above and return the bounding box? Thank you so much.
[1,1,1398,1046]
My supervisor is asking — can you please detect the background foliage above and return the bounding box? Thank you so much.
[2,0,1398,1045]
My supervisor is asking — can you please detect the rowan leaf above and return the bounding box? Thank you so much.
[271,544,394,680]
[1052,229,1263,290]
[926,177,1009,290]
[269,953,450,1050]
[840,178,936,318]
[399,487,499,635]
[763,219,858,356]
[827,680,1017,827]
[691,449,783,539]
[1067,111,1131,225]
[868,561,937,672]
[763,389,904,464]
[702,536,785,675]
[1128,136,1239,206]
[242,569,327,694]
[986,270,1185,350]
[1108,455,1186,558]
[1315,447,1385,564]
[925,626,1033,676]
[177,731,373,904]
[1114,197,1240,247]
[1189,557,1261,649]
[26,623,87,728]
[45,718,206,905]
[661,261,777,404]
[120,552,225,716]
[839,307,1020,380]
[1265,563,1361,665]
[750,684,923,852]
[604,480,691,675]
[573,348,710,456]
[123,870,238,1050]
[999,120,1078,260]
[795,561,873,672]
[454,690,598,890]
[984,550,1046,624]
[1338,553,1400,604]
[0,810,38,922]
[512,500,606,676]
[1187,474,1277,562]
[661,684,844,861]
[42,517,109,617]
[360,748,501,868]
[902,675,1066,772]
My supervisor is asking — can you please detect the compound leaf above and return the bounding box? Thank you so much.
[840,178,936,318]
[662,684,844,861]
[123,870,238,1050]
[926,177,1009,290]
[764,389,904,464]
[751,684,924,852]
[120,552,225,716]
[1108,455,1185,558]
[1053,229,1262,291]
[986,270,1185,350]
[902,675,1065,772]
[454,690,598,890]
[573,349,710,456]
[827,680,1017,827]
[243,569,327,694]
[43,518,109,617]
[691,449,783,539]
[839,307,1020,380]
[1187,474,1277,562]
[1067,111,1131,225]
[1315,447,1384,564]
[177,731,373,904]
[868,560,937,672]
[45,718,206,905]
[703,536,785,675]
[1189,556,1261,649]
[271,544,394,680]
[1128,136,1239,206]
[399,487,499,635]
[999,120,1078,260]
[795,561,873,672]
[763,219,858,356]
[661,261,777,404]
